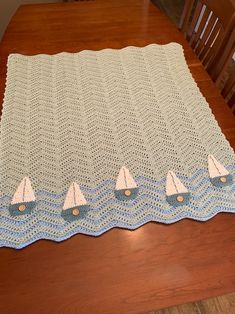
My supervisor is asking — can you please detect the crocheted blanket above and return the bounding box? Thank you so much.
[0,43,234,249]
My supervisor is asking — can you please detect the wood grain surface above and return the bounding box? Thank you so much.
[0,1,234,314]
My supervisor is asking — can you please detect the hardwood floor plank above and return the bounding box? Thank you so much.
[198,293,235,314]
[147,293,235,314]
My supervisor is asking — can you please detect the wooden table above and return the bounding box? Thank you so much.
[0,1,234,313]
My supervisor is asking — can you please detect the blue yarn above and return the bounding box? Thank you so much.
[210,174,233,187]
[114,187,139,201]
[1,164,235,248]
[9,201,36,216]
[166,192,191,207]
[61,205,90,222]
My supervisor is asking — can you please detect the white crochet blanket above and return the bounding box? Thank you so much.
[0,43,234,249]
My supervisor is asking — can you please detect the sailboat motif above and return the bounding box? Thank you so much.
[115,166,139,201]
[166,171,190,206]
[208,155,233,187]
[61,182,90,222]
[9,177,36,216]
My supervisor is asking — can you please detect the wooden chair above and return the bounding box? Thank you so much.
[179,0,235,82]
[214,24,235,114]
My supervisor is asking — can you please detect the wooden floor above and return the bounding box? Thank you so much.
[146,292,235,314]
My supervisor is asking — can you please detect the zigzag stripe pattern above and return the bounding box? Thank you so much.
[0,167,235,248]
[0,43,235,249]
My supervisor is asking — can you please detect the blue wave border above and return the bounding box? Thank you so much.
[0,164,235,249]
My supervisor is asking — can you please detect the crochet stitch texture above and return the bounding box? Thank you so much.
[0,43,234,248]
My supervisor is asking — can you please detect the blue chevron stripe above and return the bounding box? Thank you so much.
[0,164,234,248]
[1,177,235,209]
[1,207,235,249]
[0,172,234,204]
[1,194,235,231]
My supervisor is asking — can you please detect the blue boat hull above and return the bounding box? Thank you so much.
[115,187,139,201]
[9,201,36,216]
[210,174,233,187]
[61,205,90,222]
[166,192,191,207]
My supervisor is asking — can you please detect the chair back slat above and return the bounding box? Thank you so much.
[201,23,223,67]
[196,20,221,68]
[202,0,235,28]
[180,0,235,114]
[186,1,203,40]
[190,6,211,49]
[179,0,195,33]
[195,13,217,56]
[209,18,235,81]
[179,0,235,81]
